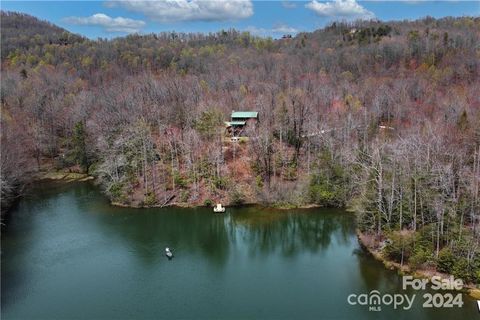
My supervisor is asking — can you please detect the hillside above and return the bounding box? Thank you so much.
[1,12,480,283]
[0,11,85,59]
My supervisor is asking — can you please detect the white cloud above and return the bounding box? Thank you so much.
[272,23,298,34]
[246,24,298,37]
[107,0,254,23]
[306,0,375,20]
[64,13,145,33]
[244,26,262,35]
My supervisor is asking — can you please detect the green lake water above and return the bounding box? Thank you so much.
[1,182,477,319]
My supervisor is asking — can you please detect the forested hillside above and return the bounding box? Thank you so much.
[1,11,84,58]
[1,12,479,283]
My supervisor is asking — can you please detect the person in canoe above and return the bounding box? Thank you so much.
[165,247,173,259]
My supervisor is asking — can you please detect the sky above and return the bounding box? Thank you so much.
[1,1,479,39]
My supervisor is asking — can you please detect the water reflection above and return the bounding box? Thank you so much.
[9,182,356,268]
[227,207,355,258]
[88,203,355,269]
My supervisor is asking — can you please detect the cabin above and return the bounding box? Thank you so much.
[225,111,258,137]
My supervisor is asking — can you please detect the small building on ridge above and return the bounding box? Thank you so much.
[225,111,258,137]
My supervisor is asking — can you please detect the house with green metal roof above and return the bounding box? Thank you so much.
[231,111,259,121]
[225,110,259,137]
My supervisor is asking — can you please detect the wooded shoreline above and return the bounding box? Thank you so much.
[356,230,480,299]
[35,171,322,210]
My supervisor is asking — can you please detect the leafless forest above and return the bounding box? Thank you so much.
[1,12,479,282]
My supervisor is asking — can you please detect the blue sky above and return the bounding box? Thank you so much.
[1,1,479,39]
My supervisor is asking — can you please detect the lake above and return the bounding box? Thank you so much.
[1,182,477,319]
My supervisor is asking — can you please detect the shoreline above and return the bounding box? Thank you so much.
[36,171,94,183]
[356,229,480,299]
[110,200,323,210]
[37,173,323,210]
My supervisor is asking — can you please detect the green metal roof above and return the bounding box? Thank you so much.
[225,121,246,127]
[231,111,258,119]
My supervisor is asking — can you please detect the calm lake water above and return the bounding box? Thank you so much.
[1,182,477,319]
